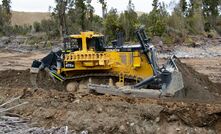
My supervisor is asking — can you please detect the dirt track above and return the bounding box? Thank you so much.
[0,49,46,71]
[0,45,221,133]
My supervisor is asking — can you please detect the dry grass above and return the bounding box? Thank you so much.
[11,11,50,26]
[11,11,144,26]
[136,11,145,16]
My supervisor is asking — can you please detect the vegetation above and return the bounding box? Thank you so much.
[0,0,11,35]
[0,0,220,44]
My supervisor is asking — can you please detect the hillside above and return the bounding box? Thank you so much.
[136,11,145,16]
[11,11,50,26]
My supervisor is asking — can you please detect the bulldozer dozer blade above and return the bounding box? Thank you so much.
[30,60,42,74]
[88,56,184,98]
[88,84,162,98]
[161,71,184,97]
[30,73,38,89]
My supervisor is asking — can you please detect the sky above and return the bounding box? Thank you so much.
[5,0,179,16]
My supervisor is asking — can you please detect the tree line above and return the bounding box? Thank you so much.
[0,0,32,36]
[0,0,221,44]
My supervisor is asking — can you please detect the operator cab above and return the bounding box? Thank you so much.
[63,32,105,53]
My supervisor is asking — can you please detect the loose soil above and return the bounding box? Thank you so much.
[176,58,221,100]
[0,58,221,133]
[0,43,221,133]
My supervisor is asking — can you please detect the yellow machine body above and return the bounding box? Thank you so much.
[31,29,184,98]
[58,31,154,82]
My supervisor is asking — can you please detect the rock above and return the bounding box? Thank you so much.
[168,114,179,122]
[130,122,135,127]
[135,125,143,134]
[119,125,126,132]
[155,117,160,123]
[81,130,88,134]
[176,128,181,131]
[66,82,79,93]
[73,99,80,104]
[0,36,10,44]
[96,106,103,113]
[142,104,164,118]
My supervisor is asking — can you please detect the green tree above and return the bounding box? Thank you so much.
[12,24,31,35]
[167,0,188,35]
[202,0,221,31]
[166,4,187,44]
[66,0,99,33]
[152,0,159,11]
[138,13,149,26]
[86,1,95,30]
[52,0,66,37]
[146,1,168,36]
[0,0,12,35]
[2,0,11,24]
[91,15,103,32]
[75,0,87,31]
[104,8,121,42]
[0,5,3,35]
[2,0,11,14]
[33,22,41,32]
[99,0,107,18]
[119,0,138,41]
[187,0,205,34]
[53,0,69,37]
[41,19,59,37]
[180,0,188,16]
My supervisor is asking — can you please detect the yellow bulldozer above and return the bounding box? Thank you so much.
[31,28,184,98]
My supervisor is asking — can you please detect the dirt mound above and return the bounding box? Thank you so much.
[0,69,64,90]
[0,88,219,134]
[0,70,32,88]
[176,58,221,100]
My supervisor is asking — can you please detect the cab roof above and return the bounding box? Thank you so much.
[69,31,104,39]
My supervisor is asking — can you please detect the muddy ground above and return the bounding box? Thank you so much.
[0,39,221,133]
